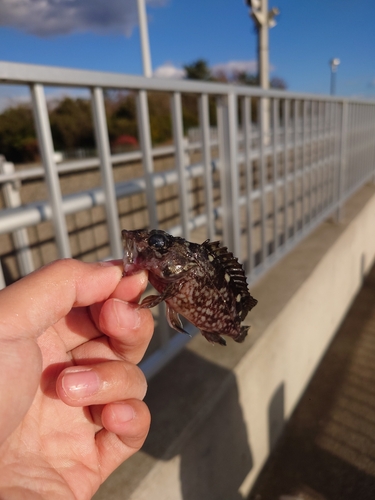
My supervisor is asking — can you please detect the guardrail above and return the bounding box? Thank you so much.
[1,61,375,377]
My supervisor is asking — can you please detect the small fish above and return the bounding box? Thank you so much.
[122,229,257,346]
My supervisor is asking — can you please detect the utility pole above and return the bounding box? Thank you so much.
[137,0,152,77]
[246,0,279,142]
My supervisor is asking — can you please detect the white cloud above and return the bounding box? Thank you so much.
[153,62,186,79]
[0,0,167,37]
[211,60,258,77]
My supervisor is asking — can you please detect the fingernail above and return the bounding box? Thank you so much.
[113,403,135,424]
[113,299,141,330]
[99,259,122,268]
[62,368,100,400]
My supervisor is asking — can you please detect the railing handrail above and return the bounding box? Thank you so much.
[2,60,375,104]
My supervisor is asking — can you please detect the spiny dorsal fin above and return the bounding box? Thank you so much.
[202,240,257,320]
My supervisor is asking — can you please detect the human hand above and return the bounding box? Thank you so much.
[0,259,154,500]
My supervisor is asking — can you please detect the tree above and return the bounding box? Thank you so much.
[184,59,212,81]
[0,105,38,163]
[50,98,95,152]
[235,72,259,86]
[270,77,287,90]
[106,93,139,145]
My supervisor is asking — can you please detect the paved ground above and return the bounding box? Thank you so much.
[248,260,375,500]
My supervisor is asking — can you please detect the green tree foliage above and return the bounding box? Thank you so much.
[50,97,95,152]
[0,60,286,164]
[106,91,138,144]
[184,59,212,81]
[0,105,38,163]
[236,72,259,86]
[270,77,287,89]
[147,93,172,145]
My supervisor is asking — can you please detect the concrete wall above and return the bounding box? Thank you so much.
[94,184,375,500]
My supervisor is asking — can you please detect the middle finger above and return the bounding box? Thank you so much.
[56,359,147,407]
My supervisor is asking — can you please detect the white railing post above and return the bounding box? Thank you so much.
[0,159,34,277]
[91,87,122,259]
[170,92,190,239]
[136,90,159,230]
[216,93,241,258]
[30,83,71,258]
[198,94,215,241]
[258,97,267,262]
[242,97,254,275]
[337,100,348,221]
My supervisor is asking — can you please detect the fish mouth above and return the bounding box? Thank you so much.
[121,230,139,274]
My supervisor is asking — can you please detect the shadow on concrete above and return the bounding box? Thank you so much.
[249,261,375,500]
[143,349,253,500]
[268,382,285,452]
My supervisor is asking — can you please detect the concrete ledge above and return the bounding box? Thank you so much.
[94,184,375,500]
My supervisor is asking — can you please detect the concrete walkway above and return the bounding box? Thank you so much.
[249,260,375,500]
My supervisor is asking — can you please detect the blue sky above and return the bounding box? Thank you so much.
[0,0,374,109]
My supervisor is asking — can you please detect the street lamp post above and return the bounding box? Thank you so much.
[246,0,279,142]
[137,0,152,77]
[330,58,340,95]
[247,0,279,90]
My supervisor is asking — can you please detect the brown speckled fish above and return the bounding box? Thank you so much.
[122,229,257,346]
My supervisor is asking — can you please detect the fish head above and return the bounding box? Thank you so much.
[122,229,196,280]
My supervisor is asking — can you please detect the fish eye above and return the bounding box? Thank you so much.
[148,232,169,250]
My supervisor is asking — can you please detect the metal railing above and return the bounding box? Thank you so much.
[1,61,375,377]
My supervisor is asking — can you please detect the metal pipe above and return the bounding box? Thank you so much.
[337,100,348,221]
[216,94,241,257]
[3,61,367,102]
[242,96,254,274]
[272,98,278,254]
[292,100,298,238]
[91,87,122,258]
[171,92,190,239]
[259,97,267,262]
[30,83,71,258]
[136,0,152,77]
[199,93,215,241]
[136,90,159,229]
[283,99,289,243]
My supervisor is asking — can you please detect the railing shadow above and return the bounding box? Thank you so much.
[249,260,375,500]
[143,349,253,499]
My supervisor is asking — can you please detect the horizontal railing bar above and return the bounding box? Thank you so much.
[0,162,208,233]
[0,145,178,183]
[0,147,339,238]
[0,126,341,184]
[2,61,375,104]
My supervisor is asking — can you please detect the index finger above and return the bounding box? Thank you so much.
[95,272,154,363]
[0,259,124,340]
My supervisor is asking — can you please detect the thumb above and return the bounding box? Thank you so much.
[0,259,123,445]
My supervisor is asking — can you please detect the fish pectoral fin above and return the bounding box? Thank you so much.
[138,294,164,309]
[234,325,249,343]
[166,306,190,336]
[200,330,227,346]
[138,285,175,309]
